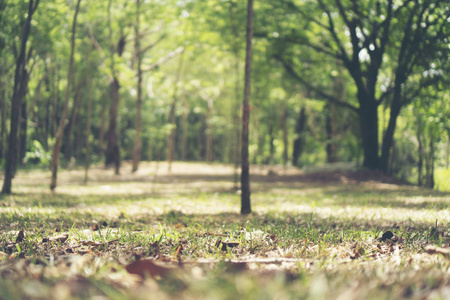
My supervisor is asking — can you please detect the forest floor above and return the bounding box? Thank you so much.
[0,162,449,300]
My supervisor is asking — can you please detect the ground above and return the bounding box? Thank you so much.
[0,162,449,299]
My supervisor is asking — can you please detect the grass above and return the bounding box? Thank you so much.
[0,161,449,300]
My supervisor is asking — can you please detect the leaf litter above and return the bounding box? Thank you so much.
[0,162,449,299]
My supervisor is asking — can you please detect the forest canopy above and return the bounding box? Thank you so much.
[0,0,449,193]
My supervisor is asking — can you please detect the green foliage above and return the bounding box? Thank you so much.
[24,140,52,166]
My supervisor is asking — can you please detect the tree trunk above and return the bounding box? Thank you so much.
[241,0,253,215]
[105,78,120,175]
[167,54,184,171]
[205,99,214,163]
[19,100,27,164]
[2,0,39,194]
[446,129,450,169]
[104,0,122,175]
[292,106,306,166]
[417,125,423,186]
[358,99,379,170]
[51,64,59,139]
[50,0,81,191]
[64,87,82,161]
[325,103,337,163]
[180,94,188,161]
[98,100,107,154]
[0,87,6,160]
[281,106,288,166]
[424,134,435,189]
[84,71,93,184]
[132,0,143,173]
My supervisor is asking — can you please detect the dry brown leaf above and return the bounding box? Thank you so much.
[215,239,240,251]
[173,244,182,260]
[42,233,69,244]
[379,231,401,243]
[125,259,175,279]
[77,246,92,254]
[424,245,450,258]
[15,230,24,243]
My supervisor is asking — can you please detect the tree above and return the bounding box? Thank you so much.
[2,0,40,194]
[50,0,82,191]
[265,0,448,171]
[241,0,254,215]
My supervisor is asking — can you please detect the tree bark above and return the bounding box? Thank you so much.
[105,78,121,174]
[64,86,82,161]
[358,98,379,169]
[104,0,122,175]
[325,103,337,163]
[2,0,39,194]
[132,0,143,173]
[205,99,214,163]
[180,94,188,161]
[49,0,81,191]
[19,100,27,164]
[281,106,288,166]
[241,0,253,215]
[0,86,5,160]
[292,106,306,167]
[167,54,184,171]
[84,70,93,184]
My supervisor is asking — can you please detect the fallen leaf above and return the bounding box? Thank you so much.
[125,259,175,279]
[15,230,24,243]
[42,233,69,244]
[174,223,185,229]
[424,245,449,258]
[77,246,92,254]
[379,231,400,243]
[173,244,182,260]
[215,239,240,251]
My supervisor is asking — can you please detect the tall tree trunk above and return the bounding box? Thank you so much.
[180,94,188,161]
[132,0,143,173]
[2,0,39,194]
[446,129,450,169]
[98,99,107,154]
[292,106,306,167]
[84,71,93,184]
[425,134,435,189]
[19,100,27,164]
[241,0,253,215]
[104,0,122,175]
[268,123,275,164]
[49,0,81,191]
[167,54,184,171]
[64,87,82,161]
[281,106,288,166]
[51,64,59,139]
[205,99,214,163]
[325,103,337,163]
[359,98,379,170]
[0,86,6,160]
[417,127,423,186]
[105,78,120,174]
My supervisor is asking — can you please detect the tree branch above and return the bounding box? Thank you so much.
[143,46,184,72]
[275,55,359,113]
